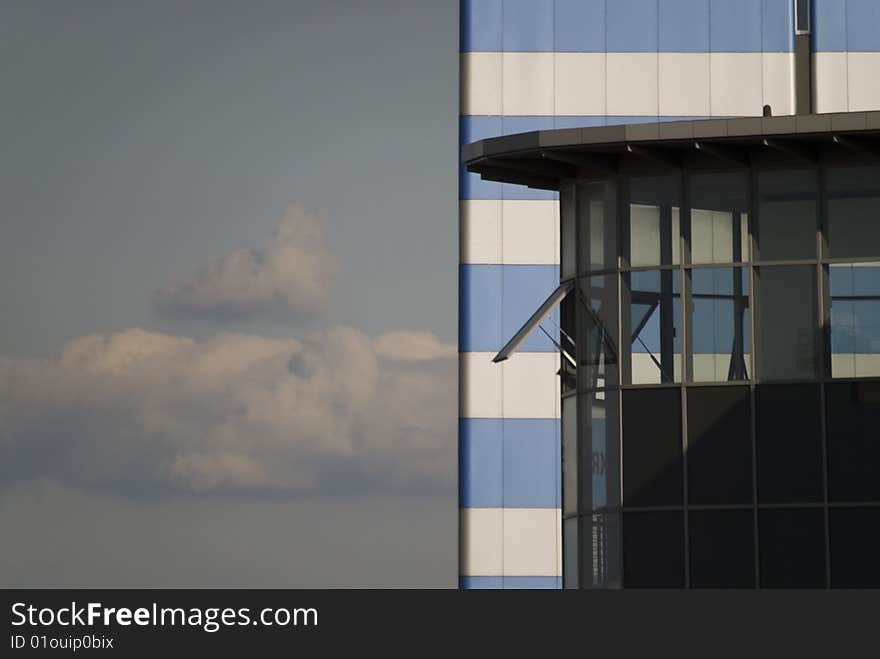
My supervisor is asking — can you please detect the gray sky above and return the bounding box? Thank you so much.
[0,0,458,587]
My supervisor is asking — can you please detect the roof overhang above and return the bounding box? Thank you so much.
[462,113,880,190]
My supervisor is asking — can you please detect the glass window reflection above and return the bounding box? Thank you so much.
[690,172,749,264]
[827,165,880,260]
[627,175,681,267]
[578,180,617,273]
[624,270,682,384]
[830,263,880,378]
[577,275,619,390]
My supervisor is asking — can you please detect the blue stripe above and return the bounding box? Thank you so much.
[846,0,880,52]
[460,0,794,53]
[460,419,561,508]
[460,265,560,353]
[813,0,847,52]
[460,576,562,589]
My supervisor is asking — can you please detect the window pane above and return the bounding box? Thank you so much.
[561,184,576,279]
[755,384,823,503]
[562,395,578,515]
[755,265,818,380]
[830,508,880,588]
[827,164,880,259]
[624,270,681,384]
[627,175,681,267]
[688,268,751,382]
[580,391,620,512]
[756,169,817,260]
[689,510,755,588]
[578,180,617,273]
[577,275,619,390]
[623,512,684,588]
[563,517,579,589]
[622,388,682,507]
[686,386,752,505]
[560,292,577,394]
[830,264,880,379]
[586,512,622,589]
[759,509,825,588]
[826,381,880,502]
[689,171,749,264]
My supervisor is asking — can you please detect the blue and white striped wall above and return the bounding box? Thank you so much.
[458,0,880,590]
[813,0,880,113]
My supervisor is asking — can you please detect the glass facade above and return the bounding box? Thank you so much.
[561,161,880,589]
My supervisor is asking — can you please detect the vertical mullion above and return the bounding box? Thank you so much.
[680,168,691,588]
[817,161,832,588]
[748,166,760,588]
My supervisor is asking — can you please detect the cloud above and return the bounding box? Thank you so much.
[0,327,455,497]
[153,205,336,318]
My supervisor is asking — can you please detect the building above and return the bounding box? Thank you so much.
[459,0,880,588]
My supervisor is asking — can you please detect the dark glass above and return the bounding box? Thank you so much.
[689,171,750,264]
[686,386,752,505]
[578,180,617,273]
[562,395,578,515]
[827,164,880,259]
[626,175,681,267]
[759,509,825,588]
[830,508,880,588]
[829,264,880,379]
[826,381,880,502]
[586,512,622,589]
[796,0,811,33]
[755,265,818,380]
[561,184,576,279]
[563,517,579,589]
[755,384,823,503]
[688,268,751,382]
[756,169,817,260]
[622,388,682,507]
[577,275,619,390]
[689,510,755,588]
[560,292,577,394]
[623,270,681,384]
[580,391,620,512]
[623,512,685,588]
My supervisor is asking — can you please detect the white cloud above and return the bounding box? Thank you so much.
[153,205,336,318]
[0,327,455,496]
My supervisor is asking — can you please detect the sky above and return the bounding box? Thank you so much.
[0,0,459,587]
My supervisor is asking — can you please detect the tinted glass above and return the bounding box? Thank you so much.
[578,180,616,272]
[587,512,622,589]
[827,165,880,259]
[826,381,880,502]
[560,291,577,394]
[830,264,880,378]
[689,171,750,264]
[755,265,818,380]
[561,184,576,279]
[562,395,578,515]
[577,275,619,390]
[580,391,620,512]
[755,384,823,503]
[688,268,751,382]
[686,386,752,505]
[624,270,681,384]
[689,510,755,588]
[830,508,880,588]
[623,512,685,588]
[563,517,579,589]
[627,175,681,267]
[756,169,817,260]
[622,388,682,507]
[759,509,825,588]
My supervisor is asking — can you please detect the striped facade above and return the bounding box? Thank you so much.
[458,0,880,589]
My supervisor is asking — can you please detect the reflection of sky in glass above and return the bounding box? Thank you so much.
[629,270,681,355]
[831,265,880,355]
[690,268,751,355]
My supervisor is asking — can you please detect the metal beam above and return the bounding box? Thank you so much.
[625,144,682,169]
[540,150,617,174]
[762,138,816,162]
[694,141,750,168]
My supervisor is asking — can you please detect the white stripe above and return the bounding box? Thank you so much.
[460,200,560,265]
[460,508,562,577]
[460,352,561,420]
[814,52,848,114]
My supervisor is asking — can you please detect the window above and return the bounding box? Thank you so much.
[577,275,619,390]
[795,0,811,35]
[626,175,681,267]
[689,172,749,265]
[759,509,825,588]
[562,395,578,515]
[578,180,616,273]
[755,265,818,380]
[587,512,622,589]
[688,268,751,382]
[827,165,880,260]
[623,512,684,588]
[561,184,576,279]
[756,169,817,261]
[563,517,580,589]
[830,508,880,588]
[623,270,682,384]
[829,264,880,378]
[622,388,682,507]
[686,386,752,506]
[580,391,620,512]
[689,510,755,588]
[826,381,880,502]
[755,384,823,503]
